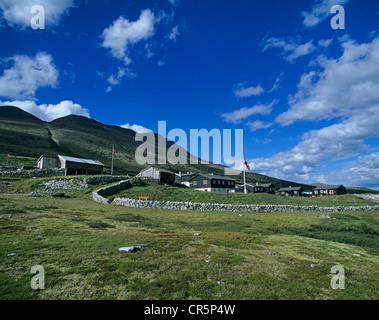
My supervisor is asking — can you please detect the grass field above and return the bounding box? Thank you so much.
[1,179,378,300]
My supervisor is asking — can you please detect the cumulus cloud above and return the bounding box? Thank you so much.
[121,123,152,134]
[101,9,157,65]
[221,100,277,124]
[0,100,90,122]
[262,36,316,62]
[301,0,350,28]
[0,0,76,29]
[0,52,59,100]
[247,35,379,187]
[276,36,379,125]
[330,152,379,189]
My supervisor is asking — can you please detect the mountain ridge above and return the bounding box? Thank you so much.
[0,105,314,189]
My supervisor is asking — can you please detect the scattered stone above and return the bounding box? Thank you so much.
[320,214,331,219]
[194,233,201,236]
[310,264,316,268]
[118,246,140,253]
[205,260,210,263]
[353,254,361,257]
[239,214,243,217]
[7,253,16,257]
[118,244,148,253]
[217,280,225,285]
[268,252,275,256]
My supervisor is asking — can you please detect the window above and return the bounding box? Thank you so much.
[222,181,225,185]
[193,181,197,186]
[203,180,208,185]
[217,180,221,185]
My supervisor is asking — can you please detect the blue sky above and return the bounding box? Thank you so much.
[0,0,378,189]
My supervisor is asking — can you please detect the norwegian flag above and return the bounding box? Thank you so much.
[244,156,250,171]
[7,154,12,158]
[113,147,118,156]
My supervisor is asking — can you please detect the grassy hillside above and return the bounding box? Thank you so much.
[0,106,322,189]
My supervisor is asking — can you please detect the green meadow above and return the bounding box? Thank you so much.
[0,177,378,300]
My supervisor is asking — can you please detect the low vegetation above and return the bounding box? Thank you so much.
[0,178,378,300]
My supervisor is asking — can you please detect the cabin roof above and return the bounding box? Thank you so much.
[189,173,235,182]
[58,155,104,166]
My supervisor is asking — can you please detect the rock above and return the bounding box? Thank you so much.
[353,253,361,257]
[7,253,16,257]
[320,214,331,219]
[268,252,275,256]
[194,233,201,236]
[310,264,316,268]
[118,246,140,253]
[205,260,210,263]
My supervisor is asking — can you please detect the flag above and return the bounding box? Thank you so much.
[113,147,118,156]
[7,154,12,158]
[244,156,250,171]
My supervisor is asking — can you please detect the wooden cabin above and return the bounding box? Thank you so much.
[313,185,347,196]
[188,173,235,193]
[278,186,304,197]
[246,183,275,194]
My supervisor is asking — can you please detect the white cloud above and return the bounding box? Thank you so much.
[106,67,136,92]
[276,36,379,125]
[234,83,264,98]
[0,52,59,100]
[0,100,90,122]
[0,0,76,29]
[101,9,157,65]
[301,0,350,28]
[221,100,277,124]
[330,152,379,189]
[121,123,152,134]
[168,25,180,42]
[262,36,316,62]
[246,120,274,132]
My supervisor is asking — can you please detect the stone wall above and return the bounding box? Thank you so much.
[111,197,379,212]
[92,180,379,212]
[0,168,65,177]
[92,180,130,204]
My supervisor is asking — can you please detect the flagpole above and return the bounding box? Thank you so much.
[243,169,247,194]
[111,146,114,176]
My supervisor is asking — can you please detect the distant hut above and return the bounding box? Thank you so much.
[313,185,347,196]
[278,186,304,197]
[37,155,60,169]
[137,167,176,185]
[246,183,275,194]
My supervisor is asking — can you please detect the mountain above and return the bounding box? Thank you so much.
[0,106,313,189]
